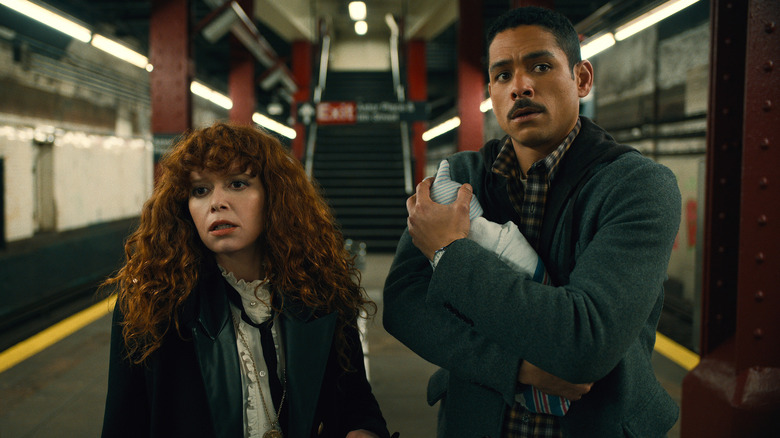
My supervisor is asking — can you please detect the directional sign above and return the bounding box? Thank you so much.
[297,101,429,125]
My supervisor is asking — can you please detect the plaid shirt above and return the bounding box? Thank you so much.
[491,118,581,438]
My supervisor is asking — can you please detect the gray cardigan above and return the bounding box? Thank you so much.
[383,118,681,437]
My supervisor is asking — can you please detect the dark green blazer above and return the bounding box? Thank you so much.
[384,117,681,437]
[102,264,389,438]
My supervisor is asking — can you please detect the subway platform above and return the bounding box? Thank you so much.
[0,254,687,438]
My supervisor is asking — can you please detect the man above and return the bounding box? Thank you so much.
[383,6,681,438]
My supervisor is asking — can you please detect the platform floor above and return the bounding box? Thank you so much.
[0,254,685,437]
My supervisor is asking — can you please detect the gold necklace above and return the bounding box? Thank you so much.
[231,313,286,438]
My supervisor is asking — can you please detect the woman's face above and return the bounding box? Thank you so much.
[188,168,265,269]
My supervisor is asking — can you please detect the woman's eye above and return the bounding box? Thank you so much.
[191,187,208,197]
[230,180,249,189]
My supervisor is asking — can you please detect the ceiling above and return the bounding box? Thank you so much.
[0,0,660,122]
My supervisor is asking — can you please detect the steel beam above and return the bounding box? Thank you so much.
[407,39,427,184]
[149,0,192,138]
[457,0,484,152]
[229,0,255,125]
[681,1,780,435]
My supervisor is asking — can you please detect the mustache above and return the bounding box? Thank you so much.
[507,99,546,119]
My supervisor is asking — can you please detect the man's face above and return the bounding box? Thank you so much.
[488,25,592,155]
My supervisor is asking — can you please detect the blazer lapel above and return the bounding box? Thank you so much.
[281,310,338,438]
[186,272,244,438]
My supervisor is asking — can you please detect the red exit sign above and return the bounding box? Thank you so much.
[316,101,357,124]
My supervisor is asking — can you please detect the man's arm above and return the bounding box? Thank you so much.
[387,155,680,387]
[386,178,589,402]
[383,228,522,405]
[424,158,681,383]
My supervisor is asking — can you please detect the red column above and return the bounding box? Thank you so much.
[457,0,483,152]
[291,40,312,161]
[229,0,255,125]
[407,39,427,184]
[149,0,192,139]
[681,1,780,436]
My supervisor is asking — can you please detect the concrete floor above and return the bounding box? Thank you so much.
[0,253,683,438]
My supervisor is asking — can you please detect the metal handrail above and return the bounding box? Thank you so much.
[386,13,413,194]
[304,124,318,178]
[305,21,331,178]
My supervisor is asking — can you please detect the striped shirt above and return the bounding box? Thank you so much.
[491,118,581,437]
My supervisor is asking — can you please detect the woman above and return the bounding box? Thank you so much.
[102,122,390,438]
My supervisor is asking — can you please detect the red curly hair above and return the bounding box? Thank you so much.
[103,122,374,367]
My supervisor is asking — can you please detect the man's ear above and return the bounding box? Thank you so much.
[575,60,594,98]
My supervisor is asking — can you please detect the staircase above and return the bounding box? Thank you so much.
[312,72,409,253]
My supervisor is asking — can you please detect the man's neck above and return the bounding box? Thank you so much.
[511,142,556,176]
[510,118,579,175]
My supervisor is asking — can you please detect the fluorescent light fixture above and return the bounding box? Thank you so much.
[422,116,461,142]
[580,32,616,59]
[615,0,701,41]
[355,20,367,35]
[253,112,296,139]
[91,34,150,69]
[480,98,492,113]
[0,0,91,42]
[348,1,366,20]
[190,81,233,110]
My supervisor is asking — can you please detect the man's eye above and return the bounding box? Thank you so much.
[495,72,510,81]
[533,64,551,72]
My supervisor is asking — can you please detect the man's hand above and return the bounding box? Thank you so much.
[406,177,472,260]
[518,360,593,401]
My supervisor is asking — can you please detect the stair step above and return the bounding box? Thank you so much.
[325,197,407,207]
[321,187,408,197]
[315,144,402,153]
[314,169,404,179]
[314,160,404,170]
[314,153,404,163]
[314,178,405,188]
[333,206,408,217]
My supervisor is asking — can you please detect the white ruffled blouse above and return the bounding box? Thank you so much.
[220,266,285,438]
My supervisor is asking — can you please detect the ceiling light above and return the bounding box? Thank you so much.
[253,112,296,139]
[480,98,492,113]
[422,117,461,142]
[267,101,283,115]
[0,0,91,42]
[355,20,367,36]
[91,34,150,69]
[580,32,616,59]
[615,0,701,41]
[190,81,233,110]
[348,1,366,21]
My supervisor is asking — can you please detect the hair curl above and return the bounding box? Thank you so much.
[103,122,375,368]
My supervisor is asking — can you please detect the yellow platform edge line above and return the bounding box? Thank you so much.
[0,295,117,374]
[654,331,700,371]
[1,297,700,375]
